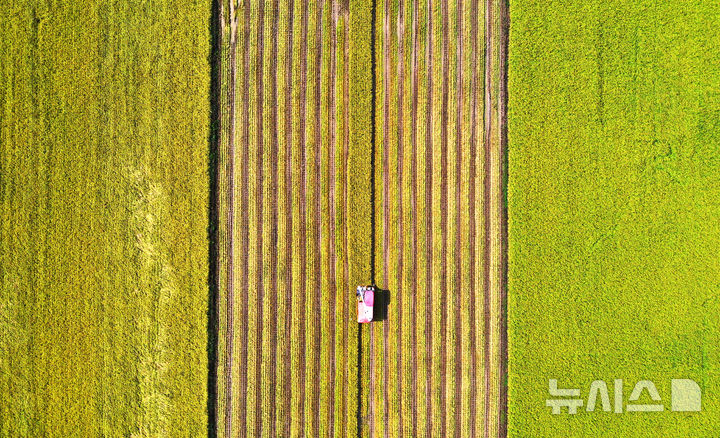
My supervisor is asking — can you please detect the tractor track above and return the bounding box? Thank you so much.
[368,295,374,420]
[282,1,295,437]
[253,0,266,435]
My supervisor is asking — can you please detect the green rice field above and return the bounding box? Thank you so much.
[508,0,720,436]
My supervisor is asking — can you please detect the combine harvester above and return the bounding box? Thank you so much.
[356,285,375,323]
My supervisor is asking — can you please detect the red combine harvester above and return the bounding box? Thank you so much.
[356,285,375,323]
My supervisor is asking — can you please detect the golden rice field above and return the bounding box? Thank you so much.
[0,0,210,435]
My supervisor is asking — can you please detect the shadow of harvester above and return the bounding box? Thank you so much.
[372,288,390,321]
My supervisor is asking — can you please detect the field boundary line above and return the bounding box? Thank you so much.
[209,0,220,433]
[208,0,223,435]
[497,0,509,435]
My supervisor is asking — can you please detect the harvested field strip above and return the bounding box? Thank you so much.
[483,0,508,436]
[373,0,498,436]
[215,0,508,436]
[215,1,363,436]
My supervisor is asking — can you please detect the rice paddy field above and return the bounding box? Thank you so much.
[508,0,720,436]
[3,0,719,437]
[0,0,210,435]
